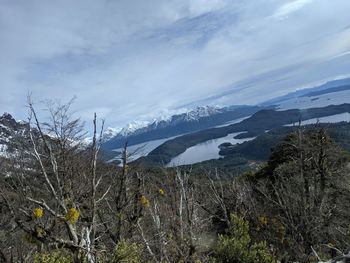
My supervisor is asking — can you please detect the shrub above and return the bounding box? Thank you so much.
[109,240,143,263]
[211,214,275,263]
[33,249,72,263]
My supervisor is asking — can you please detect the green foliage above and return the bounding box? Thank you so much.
[248,128,350,261]
[33,249,73,263]
[211,214,275,263]
[109,240,143,263]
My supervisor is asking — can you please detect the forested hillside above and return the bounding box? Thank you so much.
[219,122,350,161]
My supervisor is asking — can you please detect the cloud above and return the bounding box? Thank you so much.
[0,0,349,128]
[188,0,228,17]
[273,0,313,19]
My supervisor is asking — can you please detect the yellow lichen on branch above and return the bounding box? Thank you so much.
[140,195,150,207]
[64,208,80,224]
[159,188,165,196]
[33,207,44,219]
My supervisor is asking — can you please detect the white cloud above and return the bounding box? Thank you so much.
[188,0,227,17]
[0,0,349,128]
[273,0,313,19]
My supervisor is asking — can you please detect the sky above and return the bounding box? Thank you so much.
[1,0,350,128]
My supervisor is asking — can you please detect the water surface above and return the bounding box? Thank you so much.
[167,132,254,167]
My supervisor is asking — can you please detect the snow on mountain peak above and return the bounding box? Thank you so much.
[1,112,13,119]
[103,105,223,141]
[185,106,221,120]
[104,127,122,137]
[103,120,151,140]
[0,113,29,158]
[120,120,151,135]
[0,112,16,125]
[101,127,121,142]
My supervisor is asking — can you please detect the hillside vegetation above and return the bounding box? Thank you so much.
[1,102,350,262]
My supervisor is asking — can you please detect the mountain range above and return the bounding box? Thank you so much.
[1,77,350,167]
[101,105,262,150]
[100,77,350,164]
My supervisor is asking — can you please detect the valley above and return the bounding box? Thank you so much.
[101,78,350,168]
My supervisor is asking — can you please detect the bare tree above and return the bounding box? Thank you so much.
[3,98,110,262]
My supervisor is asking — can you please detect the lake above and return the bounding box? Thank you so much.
[167,132,255,167]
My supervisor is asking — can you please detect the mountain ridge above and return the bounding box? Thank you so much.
[102,77,350,152]
[102,105,262,150]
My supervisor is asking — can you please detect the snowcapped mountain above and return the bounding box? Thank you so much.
[0,113,29,158]
[183,106,222,120]
[119,120,153,136]
[102,105,261,150]
[102,127,122,143]
[103,78,350,150]
[103,106,217,139]
[103,106,223,141]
